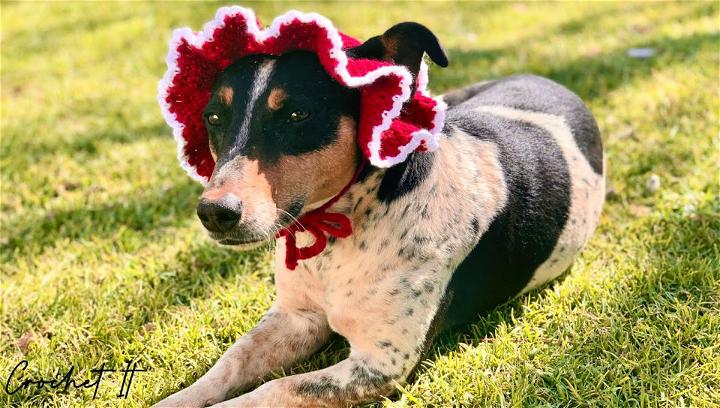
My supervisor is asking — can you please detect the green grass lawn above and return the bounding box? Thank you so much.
[1,1,719,407]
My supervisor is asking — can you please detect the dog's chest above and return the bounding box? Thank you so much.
[274,180,416,316]
[272,136,508,340]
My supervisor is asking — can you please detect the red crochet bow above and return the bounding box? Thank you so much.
[276,161,366,270]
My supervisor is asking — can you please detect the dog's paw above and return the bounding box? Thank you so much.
[152,388,218,408]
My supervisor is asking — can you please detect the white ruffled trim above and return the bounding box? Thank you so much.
[158,27,207,184]
[414,60,445,153]
[158,6,446,181]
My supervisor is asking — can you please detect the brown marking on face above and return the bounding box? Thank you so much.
[202,116,358,231]
[267,87,287,111]
[264,115,358,204]
[218,86,234,106]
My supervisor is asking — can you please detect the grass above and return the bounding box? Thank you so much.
[1,1,718,407]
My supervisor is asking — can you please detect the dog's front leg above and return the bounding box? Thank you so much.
[209,353,402,408]
[153,305,331,408]
[210,268,450,407]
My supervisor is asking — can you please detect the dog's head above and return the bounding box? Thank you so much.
[196,22,447,247]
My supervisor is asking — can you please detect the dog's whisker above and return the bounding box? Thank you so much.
[276,208,307,231]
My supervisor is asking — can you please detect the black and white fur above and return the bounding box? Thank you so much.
[155,22,604,408]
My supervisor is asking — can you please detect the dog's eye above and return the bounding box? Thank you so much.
[206,113,222,126]
[288,110,310,123]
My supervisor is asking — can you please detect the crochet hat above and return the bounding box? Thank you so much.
[158,6,447,184]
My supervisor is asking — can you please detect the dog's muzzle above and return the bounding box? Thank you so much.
[195,196,266,246]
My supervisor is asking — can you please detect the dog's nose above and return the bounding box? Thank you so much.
[196,198,242,233]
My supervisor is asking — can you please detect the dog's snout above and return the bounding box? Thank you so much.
[196,198,242,233]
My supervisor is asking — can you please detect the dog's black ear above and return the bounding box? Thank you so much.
[347,22,448,91]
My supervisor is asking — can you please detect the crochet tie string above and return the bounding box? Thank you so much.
[276,161,367,270]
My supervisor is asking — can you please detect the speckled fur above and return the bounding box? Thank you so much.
[154,76,604,408]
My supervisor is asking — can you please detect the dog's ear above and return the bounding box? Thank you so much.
[347,22,448,93]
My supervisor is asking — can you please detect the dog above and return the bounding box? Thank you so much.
[155,20,604,408]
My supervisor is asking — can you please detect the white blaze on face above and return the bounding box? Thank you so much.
[229,59,277,158]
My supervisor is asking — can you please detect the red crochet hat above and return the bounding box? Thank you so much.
[158,6,446,183]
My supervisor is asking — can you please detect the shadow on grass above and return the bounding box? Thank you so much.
[434,10,718,100]
[65,122,172,156]
[0,178,201,265]
[1,6,138,58]
[544,31,719,101]
[129,240,271,330]
[1,121,172,168]
[558,1,716,37]
[1,174,273,334]
[555,4,632,36]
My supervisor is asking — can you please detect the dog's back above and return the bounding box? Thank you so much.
[439,75,605,328]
